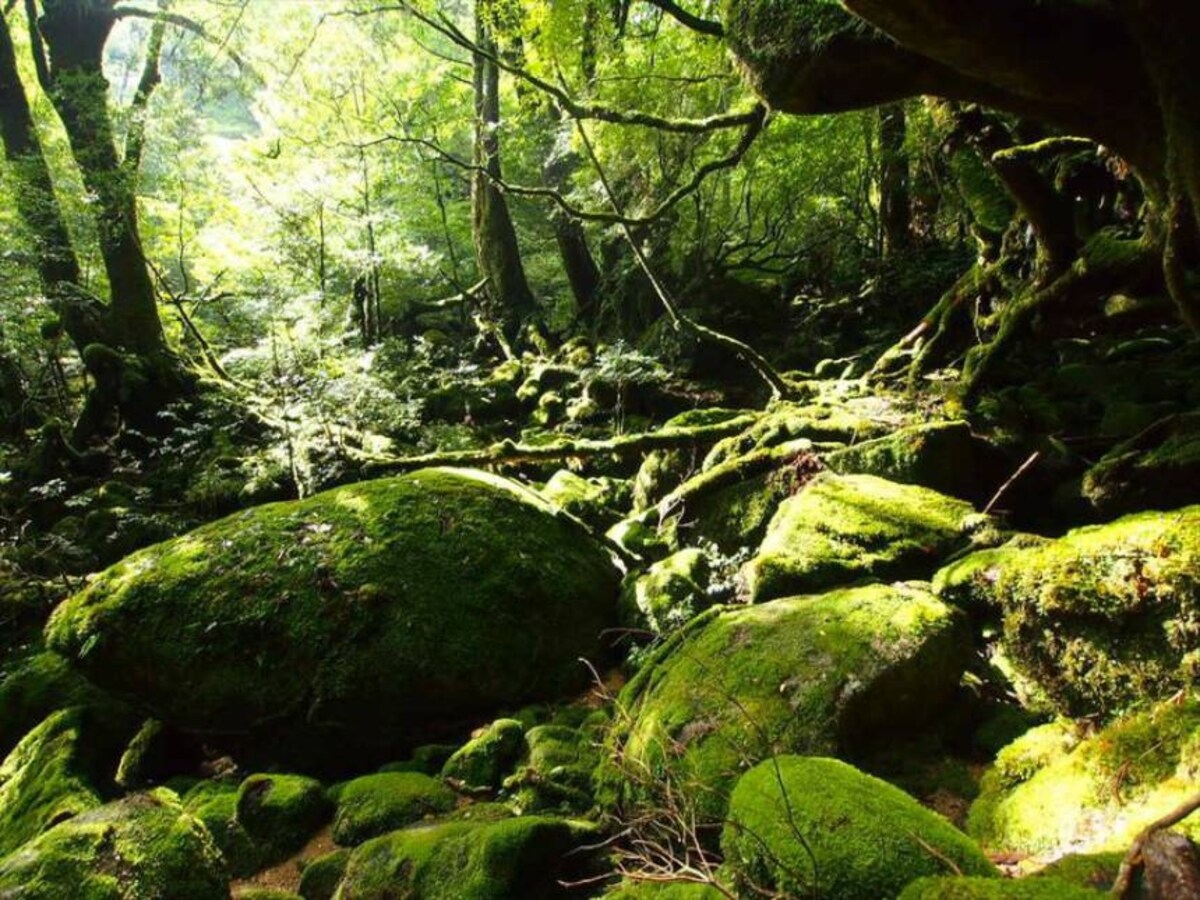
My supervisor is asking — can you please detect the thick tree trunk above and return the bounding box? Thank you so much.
[39,0,166,356]
[472,0,537,344]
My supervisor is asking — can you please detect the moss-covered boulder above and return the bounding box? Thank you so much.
[602,883,727,899]
[0,709,107,857]
[722,757,995,899]
[300,847,351,900]
[898,876,1103,899]
[1082,412,1200,516]
[442,719,525,791]
[932,507,1200,717]
[540,470,625,530]
[46,469,621,767]
[332,772,455,846]
[743,473,983,603]
[504,725,599,814]
[967,697,1200,855]
[334,815,600,899]
[182,779,261,877]
[702,403,882,469]
[0,792,228,898]
[237,773,331,863]
[620,549,712,636]
[826,421,1001,503]
[0,650,121,759]
[608,583,970,821]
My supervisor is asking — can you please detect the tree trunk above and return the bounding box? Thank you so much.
[38,0,166,356]
[878,102,911,258]
[472,0,537,344]
[0,11,107,357]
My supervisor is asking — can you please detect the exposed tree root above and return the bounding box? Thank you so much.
[356,414,762,475]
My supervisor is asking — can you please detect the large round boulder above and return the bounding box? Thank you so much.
[605,583,971,821]
[46,469,621,768]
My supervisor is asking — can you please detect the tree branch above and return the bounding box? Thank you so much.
[112,5,257,78]
[336,2,757,134]
[371,104,768,228]
[643,0,724,38]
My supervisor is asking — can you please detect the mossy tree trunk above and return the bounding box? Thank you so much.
[29,0,194,436]
[472,0,538,346]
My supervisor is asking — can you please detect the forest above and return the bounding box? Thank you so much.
[0,0,1199,897]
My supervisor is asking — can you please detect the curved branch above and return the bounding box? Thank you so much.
[338,3,756,134]
[372,103,768,228]
[643,0,724,38]
[112,5,257,79]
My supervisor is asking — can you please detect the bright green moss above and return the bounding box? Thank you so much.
[744,473,983,602]
[334,815,600,899]
[539,470,624,530]
[721,757,996,899]
[299,848,350,900]
[0,709,103,857]
[46,468,620,768]
[442,719,525,791]
[620,549,711,636]
[607,583,970,822]
[235,890,303,900]
[602,883,727,898]
[183,780,261,878]
[968,697,1200,855]
[1033,852,1122,891]
[826,421,990,501]
[332,772,455,846]
[937,507,1200,717]
[703,403,881,469]
[899,876,1102,899]
[237,773,331,864]
[0,792,228,899]
[504,725,599,814]
[0,650,114,758]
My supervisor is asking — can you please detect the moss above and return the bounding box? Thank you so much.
[332,772,455,846]
[936,507,1200,717]
[743,473,984,603]
[826,421,995,502]
[237,773,332,864]
[0,792,228,899]
[0,710,104,857]
[235,890,302,900]
[335,815,600,899]
[703,402,881,469]
[608,583,970,822]
[299,848,350,900]
[378,744,458,777]
[0,650,114,758]
[1034,852,1122,891]
[620,549,712,636]
[602,883,727,898]
[46,468,620,769]
[540,470,622,530]
[898,876,1103,899]
[183,780,261,878]
[721,757,996,899]
[442,719,525,791]
[1083,412,1200,516]
[968,697,1200,855]
[504,725,599,814]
